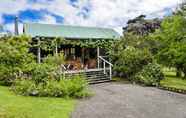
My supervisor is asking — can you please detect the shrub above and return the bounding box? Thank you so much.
[19,53,65,85]
[11,75,90,98]
[30,63,59,84]
[134,63,164,86]
[0,36,35,85]
[43,53,65,67]
[12,53,89,98]
[114,46,153,78]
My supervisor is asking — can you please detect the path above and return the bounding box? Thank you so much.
[71,83,186,118]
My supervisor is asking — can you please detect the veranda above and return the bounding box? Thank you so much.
[23,23,120,78]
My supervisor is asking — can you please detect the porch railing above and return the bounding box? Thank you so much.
[61,64,67,79]
[61,64,72,79]
[61,57,113,80]
[98,56,113,80]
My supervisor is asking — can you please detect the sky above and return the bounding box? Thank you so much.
[0,0,182,35]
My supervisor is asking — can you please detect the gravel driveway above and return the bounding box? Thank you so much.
[71,82,186,118]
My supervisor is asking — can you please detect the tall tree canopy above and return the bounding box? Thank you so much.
[174,1,186,16]
[153,14,186,78]
[123,15,161,36]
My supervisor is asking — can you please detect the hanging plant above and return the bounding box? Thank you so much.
[32,37,116,52]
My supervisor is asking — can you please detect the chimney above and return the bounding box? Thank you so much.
[14,16,19,35]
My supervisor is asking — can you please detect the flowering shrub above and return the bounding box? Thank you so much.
[114,46,153,78]
[12,75,90,98]
[134,63,164,86]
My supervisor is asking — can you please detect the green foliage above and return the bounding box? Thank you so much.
[38,37,114,51]
[29,63,59,84]
[12,75,90,98]
[134,63,164,86]
[11,51,90,98]
[0,36,35,84]
[174,2,186,17]
[160,71,186,90]
[109,33,160,62]
[152,15,186,78]
[43,53,65,66]
[110,29,165,85]
[31,54,66,84]
[109,33,143,61]
[113,46,153,78]
[0,36,90,98]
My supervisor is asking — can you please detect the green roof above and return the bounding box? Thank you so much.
[23,23,120,39]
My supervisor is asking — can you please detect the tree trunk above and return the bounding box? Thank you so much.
[176,70,182,77]
[183,69,186,79]
[176,68,182,77]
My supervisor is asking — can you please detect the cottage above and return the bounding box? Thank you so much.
[23,23,120,83]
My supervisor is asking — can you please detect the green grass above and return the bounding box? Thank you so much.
[160,71,186,90]
[0,86,76,118]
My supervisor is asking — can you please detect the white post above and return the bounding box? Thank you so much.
[110,65,112,80]
[97,47,100,69]
[103,61,106,74]
[37,37,41,63]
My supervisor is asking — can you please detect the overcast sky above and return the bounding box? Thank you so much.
[0,0,182,34]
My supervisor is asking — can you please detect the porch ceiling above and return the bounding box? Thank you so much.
[23,23,120,40]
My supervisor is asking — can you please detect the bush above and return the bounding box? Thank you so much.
[30,63,59,84]
[0,36,35,85]
[0,36,90,99]
[134,63,164,86]
[11,75,90,98]
[43,53,65,67]
[12,59,91,98]
[114,46,153,78]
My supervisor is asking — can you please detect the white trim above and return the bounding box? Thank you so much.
[64,68,106,74]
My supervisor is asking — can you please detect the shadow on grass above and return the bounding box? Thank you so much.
[161,71,186,91]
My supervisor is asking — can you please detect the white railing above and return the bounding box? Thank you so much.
[98,56,113,80]
[60,64,69,79]
[60,64,75,79]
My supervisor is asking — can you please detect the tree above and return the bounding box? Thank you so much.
[174,1,186,16]
[0,36,35,84]
[109,33,154,77]
[153,15,186,78]
[123,15,161,36]
[109,15,165,84]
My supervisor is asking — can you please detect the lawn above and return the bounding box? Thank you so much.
[0,86,76,118]
[160,71,186,90]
